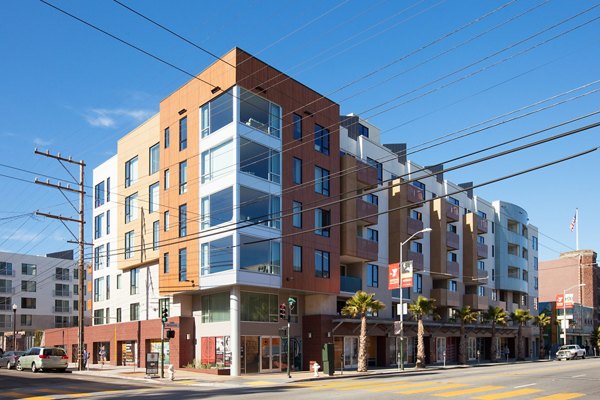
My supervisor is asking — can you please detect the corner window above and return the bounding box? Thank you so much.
[367,157,383,184]
[201,89,233,137]
[239,235,281,275]
[201,140,233,183]
[358,124,369,138]
[201,187,233,229]
[239,88,281,138]
[239,138,280,183]
[201,236,233,275]
[239,186,280,229]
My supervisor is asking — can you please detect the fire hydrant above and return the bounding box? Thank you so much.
[168,364,175,381]
[312,362,320,377]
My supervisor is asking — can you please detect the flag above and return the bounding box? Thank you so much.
[570,212,577,232]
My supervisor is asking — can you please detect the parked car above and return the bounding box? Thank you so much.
[16,347,69,372]
[0,351,25,369]
[556,344,586,360]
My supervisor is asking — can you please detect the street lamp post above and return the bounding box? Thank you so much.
[12,304,17,351]
[399,227,432,371]
[562,283,585,346]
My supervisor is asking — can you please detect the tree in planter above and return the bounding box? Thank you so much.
[511,309,533,361]
[408,295,437,368]
[456,306,478,364]
[533,312,551,359]
[341,291,385,372]
[484,305,508,362]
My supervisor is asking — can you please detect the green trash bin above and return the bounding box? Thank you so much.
[322,343,334,376]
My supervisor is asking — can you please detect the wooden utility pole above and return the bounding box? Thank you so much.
[34,149,86,371]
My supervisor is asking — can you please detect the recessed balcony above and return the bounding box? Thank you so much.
[446,204,460,221]
[431,288,460,307]
[477,217,488,234]
[446,231,460,250]
[464,294,489,310]
[407,185,425,204]
[477,243,488,259]
[407,217,424,237]
[340,276,362,293]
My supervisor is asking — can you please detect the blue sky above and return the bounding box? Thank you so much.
[0,0,598,261]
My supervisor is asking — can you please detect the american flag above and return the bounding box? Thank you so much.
[570,212,577,232]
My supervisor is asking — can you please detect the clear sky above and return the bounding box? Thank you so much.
[0,0,598,261]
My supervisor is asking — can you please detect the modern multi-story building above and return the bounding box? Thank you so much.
[0,250,84,351]
[45,47,541,373]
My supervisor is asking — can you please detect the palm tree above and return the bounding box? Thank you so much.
[408,295,436,368]
[341,291,385,372]
[456,306,478,364]
[591,326,600,356]
[533,312,551,359]
[512,309,533,361]
[484,306,508,361]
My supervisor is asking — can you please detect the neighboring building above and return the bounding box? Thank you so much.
[539,301,594,353]
[0,250,85,351]
[45,47,541,373]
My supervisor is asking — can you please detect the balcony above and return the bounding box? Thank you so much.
[446,204,460,221]
[464,268,487,285]
[431,259,459,279]
[356,160,378,187]
[340,276,362,293]
[355,198,378,226]
[53,290,71,297]
[447,260,460,277]
[446,231,460,250]
[406,251,424,272]
[464,294,489,310]
[341,236,378,262]
[53,306,71,313]
[477,243,488,259]
[407,185,425,204]
[477,217,488,234]
[431,288,460,307]
[407,217,424,237]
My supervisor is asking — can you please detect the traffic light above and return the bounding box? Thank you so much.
[161,308,168,323]
[279,303,287,320]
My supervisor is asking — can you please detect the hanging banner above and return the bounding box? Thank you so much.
[388,263,400,290]
[401,261,413,288]
[556,293,574,309]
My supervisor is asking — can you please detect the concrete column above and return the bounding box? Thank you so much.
[230,286,241,376]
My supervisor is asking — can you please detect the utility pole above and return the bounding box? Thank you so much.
[34,149,86,371]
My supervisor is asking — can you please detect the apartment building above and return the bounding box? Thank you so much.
[45,47,540,373]
[0,250,82,351]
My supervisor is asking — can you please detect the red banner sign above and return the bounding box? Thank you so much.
[556,293,574,309]
[388,263,399,290]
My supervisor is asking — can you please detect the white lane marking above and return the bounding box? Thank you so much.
[514,383,537,389]
[572,374,586,378]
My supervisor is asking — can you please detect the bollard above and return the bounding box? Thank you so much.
[168,364,175,381]
[312,362,320,377]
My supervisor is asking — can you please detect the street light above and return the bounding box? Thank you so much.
[562,283,585,346]
[12,304,17,351]
[399,227,432,371]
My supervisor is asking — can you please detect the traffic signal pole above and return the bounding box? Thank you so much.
[161,321,165,378]
[287,309,291,379]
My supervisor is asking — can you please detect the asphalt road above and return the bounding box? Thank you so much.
[0,359,598,399]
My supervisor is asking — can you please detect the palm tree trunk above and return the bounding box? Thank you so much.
[358,314,368,372]
[538,326,543,359]
[517,324,523,360]
[459,323,466,364]
[416,318,426,368]
[490,322,497,361]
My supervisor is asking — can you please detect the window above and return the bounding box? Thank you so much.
[239,88,280,137]
[315,166,330,196]
[179,204,187,237]
[21,314,32,326]
[93,277,104,301]
[478,261,485,270]
[492,245,495,257]
[522,270,528,282]
[0,280,9,294]
[201,140,233,183]
[125,156,138,188]
[164,169,170,190]
[55,267,70,281]
[0,262,12,276]
[0,297,10,310]
[179,248,187,281]
[149,143,160,175]
[292,201,302,228]
[201,187,233,229]
[202,292,230,323]
[164,211,170,232]
[314,208,331,237]
[94,214,103,239]
[179,160,187,194]
[411,241,423,253]
[447,252,458,262]
[21,280,36,292]
[534,276,539,290]
[116,274,122,290]
[478,286,485,297]
[240,292,278,322]
[125,231,134,259]
[55,283,69,297]
[239,138,280,183]
[239,236,280,275]
[411,210,422,221]
[22,297,36,309]
[477,210,487,219]
[293,157,302,184]
[492,289,498,301]
[130,303,140,321]
[93,309,104,325]
[358,123,369,138]
[367,157,383,184]
[478,235,485,244]
[22,263,36,276]
[164,127,170,148]
[163,253,169,274]
[367,264,379,287]
[293,245,302,272]
[366,228,379,242]
[448,197,460,206]
[492,269,495,281]
[533,256,538,271]
[239,187,280,229]
[106,209,111,234]
[179,116,187,151]
[116,307,122,322]
[448,280,458,292]
[365,193,378,205]
[414,273,423,294]
[201,236,233,275]
[293,113,302,140]
[315,250,330,278]
[314,124,330,155]
[130,268,140,295]
[153,221,159,251]
[532,236,538,250]
[447,224,457,233]
[148,183,159,213]
[94,181,105,208]
[54,299,69,314]
[125,193,138,223]
[201,88,233,137]
[106,177,110,202]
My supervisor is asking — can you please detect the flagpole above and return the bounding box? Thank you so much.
[575,208,579,251]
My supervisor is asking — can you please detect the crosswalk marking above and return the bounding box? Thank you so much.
[338,380,423,391]
[535,393,586,400]
[20,397,52,400]
[367,381,435,392]
[434,386,504,397]
[474,388,543,399]
[396,383,470,394]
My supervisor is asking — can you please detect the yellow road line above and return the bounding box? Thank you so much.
[33,388,74,394]
[338,380,427,391]
[434,386,504,397]
[21,397,53,400]
[368,381,437,392]
[247,381,279,386]
[535,393,586,400]
[396,384,470,394]
[474,388,543,399]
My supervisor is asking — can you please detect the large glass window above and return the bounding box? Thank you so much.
[314,124,330,155]
[125,231,134,259]
[201,236,233,275]
[149,143,160,175]
[179,160,187,194]
[239,138,280,184]
[239,88,281,138]
[0,262,12,276]
[125,193,138,223]
[293,113,302,140]
[125,156,138,188]
[315,250,330,278]
[292,201,302,228]
[21,280,36,293]
[367,264,378,287]
[240,292,278,322]
[239,186,280,229]
[130,303,140,321]
[94,245,105,270]
[315,208,331,237]
[201,187,233,229]
[149,183,159,213]
[179,248,187,282]
[201,292,230,323]
[239,235,280,275]
[293,157,302,184]
[0,280,10,293]
[201,89,233,137]
[130,268,140,295]
[179,116,187,151]
[293,245,302,272]
[315,166,330,196]
[179,204,187,237]
[94,181,105,208]
[201,140,233,183]
[22,263,36,276]
[94,213,104,239]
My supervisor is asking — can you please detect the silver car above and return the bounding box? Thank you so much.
[0,351,25,369]
[16,347,69,372]
[556,344,586,361]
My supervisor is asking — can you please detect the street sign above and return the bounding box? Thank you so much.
[396,303,408,316]
[401,261,413,288]
[561,320,570,329]
[388,263,400,289]
[556,293,574,309]
[557,315,574,320]
[165,322,179,327]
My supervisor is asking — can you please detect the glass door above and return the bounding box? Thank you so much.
[343,336,358,369]
[436,337,446,363]
[260,336,281,372]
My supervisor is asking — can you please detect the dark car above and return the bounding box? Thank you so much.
[0,351,26,369]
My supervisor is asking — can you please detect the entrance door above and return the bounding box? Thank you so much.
[260,336,281,372]
[343,336,358,369]
[436,337,446,363]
